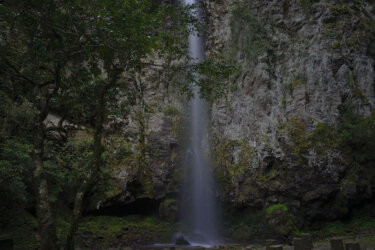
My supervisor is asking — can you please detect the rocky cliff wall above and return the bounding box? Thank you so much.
[203,0,375,234]
[97,63,188,219]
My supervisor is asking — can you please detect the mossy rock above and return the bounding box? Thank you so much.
[265,204,288,215]
[264,203,299,237]
[159,198,178,222]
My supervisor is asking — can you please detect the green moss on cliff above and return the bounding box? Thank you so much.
[265,203,288,214]
[279,117,312,164]
[279,115,348,164]
[323,2,375,49]
[224,204,300,241]
[229,2,271,63]
[280,106,375,165]
[297,0,316,14]
[212,138,255,200]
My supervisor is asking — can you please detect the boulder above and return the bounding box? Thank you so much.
[159,198,178,222]
[345,242,360,250]
[174,233,190,246]
[187,233,209,244]
[0,235,13,250]
[301,233,313,250]
[330,238,344,250]
[269,245,283,250]
[294,238,304,250]
[266,239,279,250]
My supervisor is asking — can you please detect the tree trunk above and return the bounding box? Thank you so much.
[66,182,88,250]
[33,114,57,250]
[66,91,106,250]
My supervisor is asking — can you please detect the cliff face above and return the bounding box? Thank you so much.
[204,0,375,225]
[99,65,187,217]
[103,0,375,237]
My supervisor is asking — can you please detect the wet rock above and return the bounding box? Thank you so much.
[266,239,279,250]
[187,233,209,244]
[264,206,297,238]
[269,245,283,250]
[174,233,190,246]
[301,233,313,250]
[330,238,344,250]
[294,234,313,250]
[159,198,178,222]
[293,238,303,250]
[116,232,123,239]
[0,235,13,250]
[345,242,361,250]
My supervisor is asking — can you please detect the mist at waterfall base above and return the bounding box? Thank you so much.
[178,0,221,246]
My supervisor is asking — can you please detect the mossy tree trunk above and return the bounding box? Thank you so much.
[33,101,57,250]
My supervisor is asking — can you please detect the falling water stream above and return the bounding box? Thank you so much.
[152,1,221,248]
[181,0,220,246]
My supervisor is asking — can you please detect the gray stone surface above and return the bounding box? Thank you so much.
[269,245,283,250]
[203,0,375,222]
[331,238,345,250]
[345,242,361,250]
[267,240,279,250]
[294,238,304,250]
[0,235,13,250]
[301,233,313,250]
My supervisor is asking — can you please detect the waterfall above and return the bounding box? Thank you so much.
[181,0,220,245]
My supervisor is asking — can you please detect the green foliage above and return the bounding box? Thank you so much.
[0,210,39,249]
[280,116,344,163]
[0,139,33,204]
[214,138,254,178]
[338,104,375,163]
[213,138,254,197]
[281,104,375,167]
[297,0,315,14]
[285,76,304,96]
[222,207,264,241]
[163,106,181,117]
[229,1,271,63]
[163,198,177,207]
[224,204,299,240]
[265,203,288,214]
[56,215,177,247]
[332,41,341,49]
[280,117,312,163]
[0,0,198,128]
[193,57,238,101]
[327,5,350,16]
[0,91,36,140]
[311,122,340,150]
[309,216,375,238]
[322,2,375,49]
[57,130,95,191]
